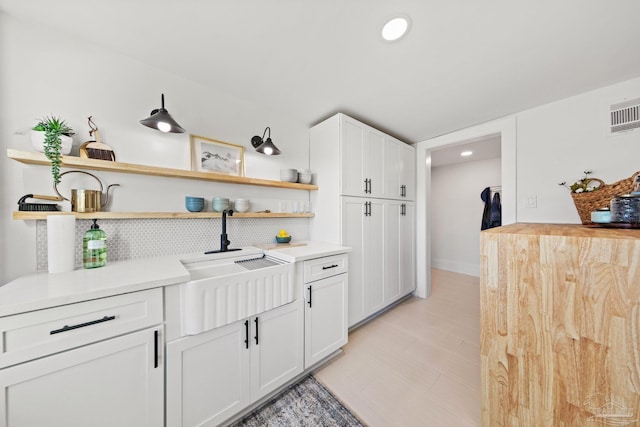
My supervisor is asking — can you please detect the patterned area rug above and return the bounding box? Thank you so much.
[230,376,364,426]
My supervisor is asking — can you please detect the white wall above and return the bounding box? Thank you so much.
[0,14,311,284]
[517,76,640,223]
[431,157,501,277]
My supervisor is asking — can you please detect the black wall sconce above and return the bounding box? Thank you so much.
[251,127,281,155]
[140,93,186,133]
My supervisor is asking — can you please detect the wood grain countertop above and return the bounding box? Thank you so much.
[482,222,640,239]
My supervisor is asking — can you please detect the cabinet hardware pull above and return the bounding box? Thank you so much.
[154,330,159,369]
[254,317,259,345]
[50,315,116,335]
[244,320,249,349]
[364,178,368,194]
[369,179,373,194]
[308,285,312,308]
[322,264,339,270]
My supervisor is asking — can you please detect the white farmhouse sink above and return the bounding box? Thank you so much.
[179,248,296,335]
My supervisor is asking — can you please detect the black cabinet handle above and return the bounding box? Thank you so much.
[369,179,373,194]
[50,315,116,335]
[308,285,312,308]
[254,317,259,345]
[154,329,159,369]
[244,320,249,349]
[363,178,368,194]
[322,264,339,270]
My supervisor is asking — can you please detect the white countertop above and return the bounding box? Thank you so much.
[0,242,349,317]
[264,241,351,262]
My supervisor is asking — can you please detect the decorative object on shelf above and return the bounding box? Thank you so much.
[251,127,281,155]
[31,116,75,184]
[54,170,120,213]
[79,116,116,161]
[280,168,298,182]
[17,193,62,211]
[297,169,312,184]
[139,93,185,133]
[185,196,204,212]
[233,198,250,212]
[190,135,245,176]
[212,197,230,212]
[559,170,640,224]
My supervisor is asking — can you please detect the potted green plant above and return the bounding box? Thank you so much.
[31,116,75,184]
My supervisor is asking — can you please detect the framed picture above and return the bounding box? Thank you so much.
[190,135,245,176]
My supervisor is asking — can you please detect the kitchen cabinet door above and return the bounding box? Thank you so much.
[340,116,385,198]
[166,321,251,427]
[341,116,367,197]
[250,300,304,401]
[0,327,163,427]
[384,200,402,303]
[399,143,416,201]
[400,202,416,296]
[384,138,401,199]
[366,129,386,198]
[342,196,385,327]
[304,274,348,368]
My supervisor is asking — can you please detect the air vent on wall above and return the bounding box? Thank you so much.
[609,97,640,135]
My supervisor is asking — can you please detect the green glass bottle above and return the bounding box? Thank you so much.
[83,219,107,269]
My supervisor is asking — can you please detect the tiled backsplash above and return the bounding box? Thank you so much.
[36,217,310,270]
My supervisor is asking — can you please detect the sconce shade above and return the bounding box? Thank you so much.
[251,127,281,155]
[140,93,185,133]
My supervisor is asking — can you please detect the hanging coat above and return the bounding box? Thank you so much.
[489,192,502,228]
[481,187,491,230]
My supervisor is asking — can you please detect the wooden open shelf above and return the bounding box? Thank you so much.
[13,211,314,220]
[7,149,318,190]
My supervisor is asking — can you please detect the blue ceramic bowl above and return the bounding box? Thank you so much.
[185,197,204,212]
[276,235,292,244]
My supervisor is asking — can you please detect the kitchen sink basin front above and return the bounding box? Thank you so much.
[179,247,296,335]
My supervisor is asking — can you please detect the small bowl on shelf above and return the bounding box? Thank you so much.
[297,169,312,184]
[233,199,250,213]
[275,235,292,244]
[280,169,298,183]
[185,196,204,212]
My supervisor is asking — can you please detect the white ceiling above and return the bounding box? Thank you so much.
[2,0,640,143]
[431,134,501,168]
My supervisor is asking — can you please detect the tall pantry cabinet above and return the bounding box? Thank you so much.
[310,113,416,327]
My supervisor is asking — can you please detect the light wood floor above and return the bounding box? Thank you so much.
[315,269,481,427]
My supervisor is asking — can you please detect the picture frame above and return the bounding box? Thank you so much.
[190,134,245,176]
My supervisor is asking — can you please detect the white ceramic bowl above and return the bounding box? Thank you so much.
[280,169,298,182]
[297,171,312,184]
[233,199,250,212]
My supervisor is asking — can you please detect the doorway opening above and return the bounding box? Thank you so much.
[414,116,516,298]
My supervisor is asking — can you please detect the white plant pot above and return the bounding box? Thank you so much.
[30,130,73,155]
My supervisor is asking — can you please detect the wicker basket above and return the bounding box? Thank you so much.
[571,171,640,224]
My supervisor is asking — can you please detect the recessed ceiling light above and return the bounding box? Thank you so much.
[381,16,410,42]
[461,151,473,157]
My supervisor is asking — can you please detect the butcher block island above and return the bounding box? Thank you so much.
[480,223,640,426]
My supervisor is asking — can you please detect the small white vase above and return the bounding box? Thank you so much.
[30,130,73,155]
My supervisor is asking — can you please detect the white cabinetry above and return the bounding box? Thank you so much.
[302,254,348,368]
[0,289,164,427]
[311,113,416,328]
[166,300,303,427]
[342,197,385,326]
[341,116,386,198]
[384,200,416,303]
